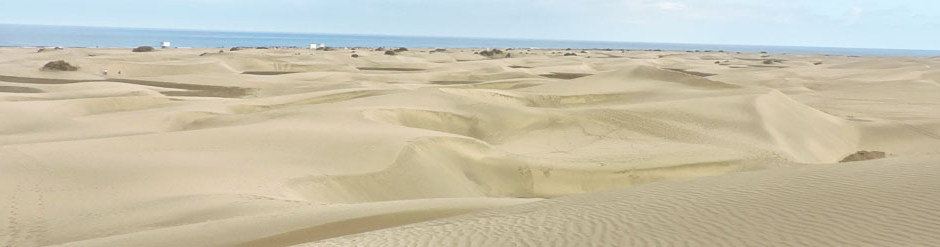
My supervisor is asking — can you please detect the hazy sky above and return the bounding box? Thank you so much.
[1,0,938,50]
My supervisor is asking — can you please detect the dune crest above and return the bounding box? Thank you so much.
[305,156,940,247]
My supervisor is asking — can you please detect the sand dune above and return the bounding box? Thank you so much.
[1,47,939,246]
[306,155,940,246]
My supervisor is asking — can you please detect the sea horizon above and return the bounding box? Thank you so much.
[3,23,940,57]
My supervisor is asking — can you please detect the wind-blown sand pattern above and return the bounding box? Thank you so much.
[1,47,939,246]
[306,156,940,246]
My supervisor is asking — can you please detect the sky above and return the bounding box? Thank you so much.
[1,0,938,50]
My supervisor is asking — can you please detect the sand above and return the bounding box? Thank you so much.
[1,47,939,246]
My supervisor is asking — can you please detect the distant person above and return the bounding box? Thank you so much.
[102,69,108,76]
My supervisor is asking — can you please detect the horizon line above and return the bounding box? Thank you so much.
[3,22,940,53]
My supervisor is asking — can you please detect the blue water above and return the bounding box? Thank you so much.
[3,23,939,57]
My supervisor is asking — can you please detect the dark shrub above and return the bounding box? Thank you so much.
[384,50,397,55]
[813,61,823,65]
[434,48,447,52]
[763,59,781,64]
[230,47,246,51]
[581,50,587,53]
[394,47,408,52]
[132,46,155,52]
[563,53,577,56]
[351,54,360,58]
[375,47,386,51]
[42,60,78,71]
[478,49,504,57]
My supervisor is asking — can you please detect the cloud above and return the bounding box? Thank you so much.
[656,2,686,10]
[844,6,863,24]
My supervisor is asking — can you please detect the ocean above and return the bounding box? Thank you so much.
[2,23,939,57]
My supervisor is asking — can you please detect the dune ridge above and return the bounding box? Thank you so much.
[305,156,940,246]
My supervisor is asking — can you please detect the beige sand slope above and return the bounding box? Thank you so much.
[1,47,939,246]
[305,155,940,246]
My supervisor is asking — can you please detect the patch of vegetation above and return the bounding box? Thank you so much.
[384,50,397,55]
[478,49,504,57]
[230,47,246,51]
[38,47,64,53]
[763,59,782,64]
[351,54,360,58]
[434,48,447,52]
[41,60,79,71]
[394,47,408,52]
[132,46,155,52]
[375,47,386,51]
[563,53,578,56]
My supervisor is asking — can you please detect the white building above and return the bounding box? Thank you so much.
[161,41,171,48]
[308,44,318,49]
